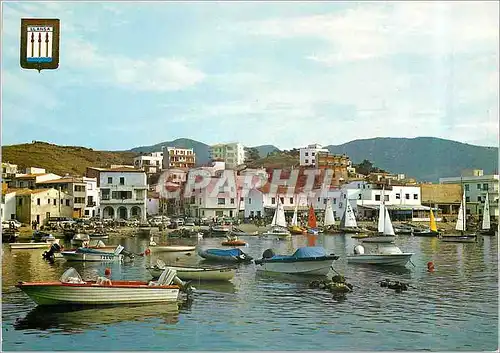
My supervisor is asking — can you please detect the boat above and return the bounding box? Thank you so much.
[393,225,414,235]
[2,228,19,243]
[305,205,319,235]
[16,267,186,306]
[230,228,259,236]
[288,198,306,234]
[10,237,60,250]
[60,245,125,262]
[338,201,364,234]
[479,193,496,236]
[147,259,236,281]
[440,188,477,243]
[347,187,414,266]
[320,200,341,234]
[254,246,340,276]
[197,248,253,263]
[221,237,247,246]
[413,209,440,237]
[32,230,55,242]
[71,233,90,247]
[210,225,231,235]
[262,197,291,239]
[88,232,109,240]
[147,236,196,253]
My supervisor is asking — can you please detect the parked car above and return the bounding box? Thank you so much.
[2,220,21,229]
[175,218,184,226]
[184,218,195,226]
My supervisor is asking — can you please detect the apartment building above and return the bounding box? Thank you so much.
[14,188,73,225]
[299,144,329,167]
[162,147,196,169]
[134,152,163,174]
[209,143,245,169]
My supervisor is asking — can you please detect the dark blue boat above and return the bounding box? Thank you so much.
[198,248,253,263]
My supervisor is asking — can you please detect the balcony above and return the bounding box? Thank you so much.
[100,198,145,204]
[86,202,97,207]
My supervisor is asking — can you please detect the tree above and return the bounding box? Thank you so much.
[245,147,260,162]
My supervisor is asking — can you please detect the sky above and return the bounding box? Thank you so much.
[1,1,499,151]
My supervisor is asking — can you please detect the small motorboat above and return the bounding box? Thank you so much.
[60,245,125,262]
[261,226,291,240]
[210,225,231,236]
[147,260,236,281]
[289,225,306,235]
[16,267,190,306]
[198,248,253,263]
[413,229,440,237]
[394,226,414,235]
[346,241,413,267]
[63,240,116,253]
[88,232,109,240]
[147,236,196,253]
[10,235,59,250]
[71,233,90,247]
[439,234,477,243]
[231,227,259,236]
[254,246,339,276]
[221,236,247,247]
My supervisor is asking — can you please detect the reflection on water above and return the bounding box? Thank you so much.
[14,303,181,333]
[2,233,499,351]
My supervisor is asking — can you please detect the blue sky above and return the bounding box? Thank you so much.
[2,1,498,150]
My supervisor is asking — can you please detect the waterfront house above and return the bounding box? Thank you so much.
[134,152,163,174]
[97,168,147,221]
[209,143,246,169]
[420,183,462,218]
[162,146,196,169]
[1,188,17,222]
[36,177,99,218]
[13,188,73,225]
[439,169,499,220]
[299,144,329,167]
[9,171,61,189]
[147,191,160,216]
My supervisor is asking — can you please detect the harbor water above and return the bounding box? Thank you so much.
[2,234,498,351]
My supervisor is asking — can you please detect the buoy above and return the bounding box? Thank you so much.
[104,268,111,277]
[427,261,435,272]
[144,248,151,256]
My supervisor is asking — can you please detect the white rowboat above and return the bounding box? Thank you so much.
[147,261,235,281]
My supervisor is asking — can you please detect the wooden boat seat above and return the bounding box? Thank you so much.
[149,268,177,286]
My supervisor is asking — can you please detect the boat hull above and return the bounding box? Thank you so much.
[262,231,291,239]
[148,266,235,281]
[10,242,53,250]
[149,246,196,253]
[347,253,413,266]
[221,240,247,246]
[440,235,477,243]
[413,230,440,237]
[255,258,335,276]
[16,282,179,306]
[60,251,123,262]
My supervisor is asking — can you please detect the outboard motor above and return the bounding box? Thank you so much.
[262,248,275,259]
[354,245,365,255]
[42,243,62,263]
[120,248,135,260]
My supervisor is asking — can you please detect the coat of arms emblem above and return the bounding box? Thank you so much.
[20,18,60,72]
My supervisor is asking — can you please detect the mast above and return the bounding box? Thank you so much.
[461,177,465,235]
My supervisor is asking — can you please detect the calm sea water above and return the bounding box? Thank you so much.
[2,233,498,351]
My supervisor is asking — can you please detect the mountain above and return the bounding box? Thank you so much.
[129,138,211,165]
[2,141,137,176]
[253,145,280,158]
[326,137,498,182]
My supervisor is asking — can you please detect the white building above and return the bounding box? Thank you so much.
[134,152,163,174]
[83,177,99,218]
[209,143,246,169]
[1,189,17,221]
[162,147,196,169]
[10,172,61,188]
[99,168,148,221]
[147,191,160,216]
[299,144,329,167]
[439,169,499,218]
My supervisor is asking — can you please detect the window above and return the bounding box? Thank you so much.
[240,197,244,202]
[483,183,489,191]
[87,196,93,205]
[333,198,336,204]
[107,177,112,184]
[18,198,22,206]
[305,152,309,156]
[385,195,389,201]
[312,152,315,156]
[248,198,252,204]
[53,199,56,205]
[477,196,482,202]
[230,198,235,204]
[395,193,401,200]
[119,177,125,185]
[477,184,482,190]
[101,189,110,200]
[85,210,90,216]
[405,193,410,200]
[290,197,294,204]
[466,196,470,202]
[280,197,284,204]
[317,197,320,202]
[323,198,327,205]
[413,194,418,200]
[37,198,40,205]
[47,199,50,204]
[199,198,202,205]
[305,159,309,164]
[218,198,225,205]
[271,197,276,204]
[66,200,70,206]
[358,194,362,200]
[465,184,469,191]
[375,195,381,201]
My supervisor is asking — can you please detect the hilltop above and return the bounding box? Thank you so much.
[2,141,137,176]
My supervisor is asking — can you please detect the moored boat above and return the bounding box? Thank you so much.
[71,233,90,247]
[478,193,496,236]
[10,235,59,250]
[60,245,125,262]
[254,246,339,276]
[338,202,364,234]
[198,248,253,263]
[440,188,477,243]
[16,267,184,306]
[147,260,236,281]
[413,209,440,237]
[221,236,247,246]
[288,199,306,234]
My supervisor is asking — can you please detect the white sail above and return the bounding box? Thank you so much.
[344,202,358,228]
[271,207,277,226]
[482,193,491,230]
[378,202,385,233]
[455,192,466,232]
[275,202,287,228]
[383,207,396,236]
[291,202,298,226]
[324,201,336,227]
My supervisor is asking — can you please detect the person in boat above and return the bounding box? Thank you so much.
[96,268,112,286]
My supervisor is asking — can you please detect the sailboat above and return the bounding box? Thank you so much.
[306,205,319,235]
[413,208,440,237]
[320,200,341,234]
[262,196,291,239]
[339,201,363,234]
[289,197,306,234]
[347,187,413,266]
[440,190,477,243]
[478,193,496,236]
